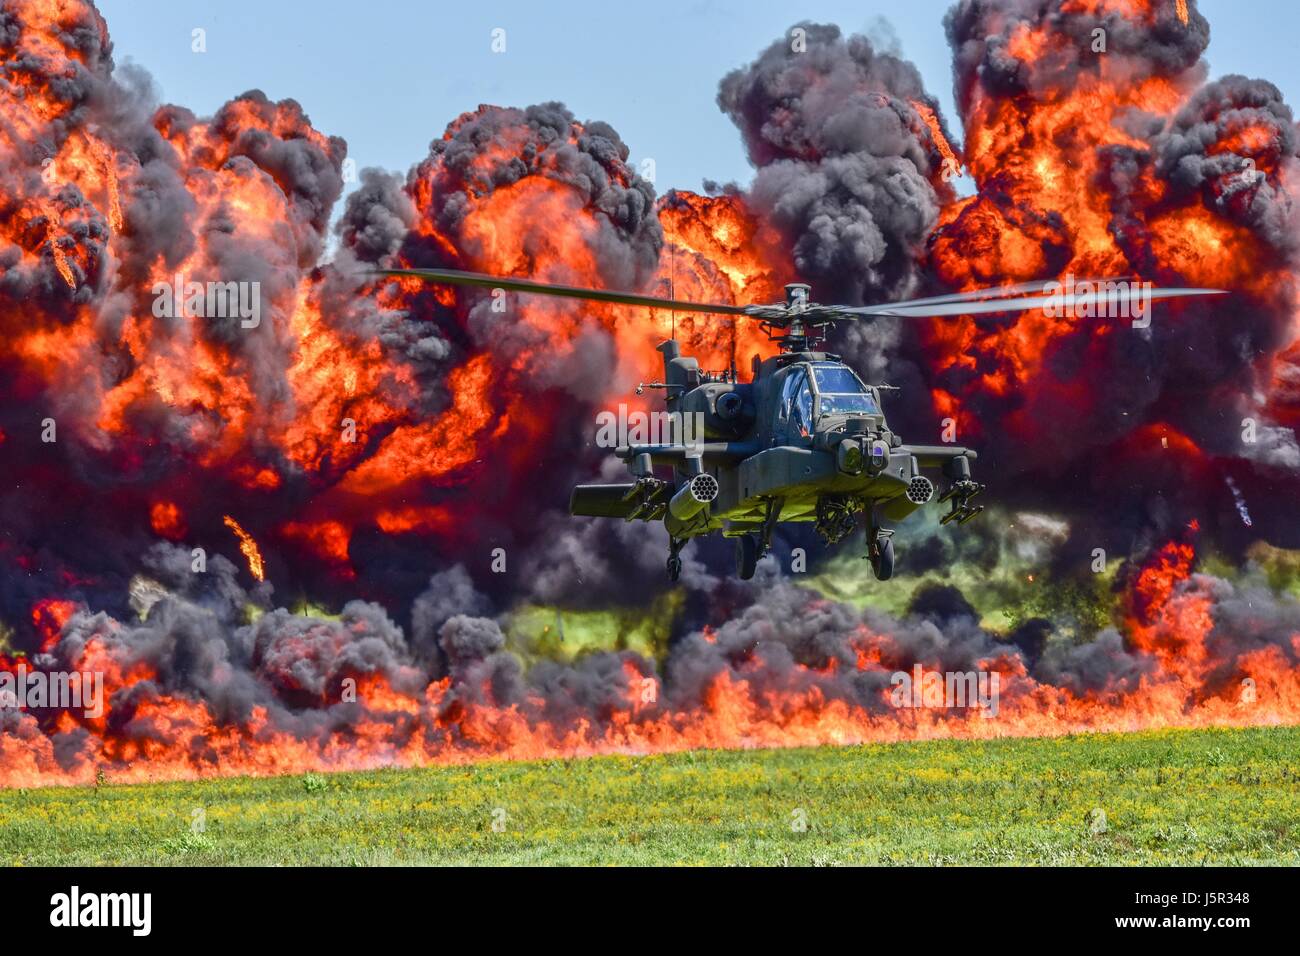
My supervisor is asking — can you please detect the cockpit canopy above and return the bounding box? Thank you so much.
[810,362,881,417]
[776,365,815,443]
[773,361,883,446]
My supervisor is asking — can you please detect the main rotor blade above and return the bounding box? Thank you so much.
[838,284,1227,319]
[375,267,751,316]
[869,278,1112,310]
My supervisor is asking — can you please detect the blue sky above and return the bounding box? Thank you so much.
[97,0,1300,200]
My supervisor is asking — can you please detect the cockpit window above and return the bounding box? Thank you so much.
[792,372,814,439]
[812,363,881,416]
[774,368,815,445]
[778,369,799,423]
[812,364,866,394]
[777,366,843,443]
[819,393,881,416]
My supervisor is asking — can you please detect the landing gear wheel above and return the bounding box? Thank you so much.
[870,535,894,581]
[666,537,684,583]
[735,534,759,580]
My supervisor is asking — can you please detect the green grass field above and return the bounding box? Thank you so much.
[1,725,1297,865]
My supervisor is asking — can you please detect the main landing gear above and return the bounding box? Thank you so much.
[666,537,684,582]
[865,503,895,581]
[733,496,782,580]
[869,530,895,581]
[735,534,758,580]
[667,533,763,583]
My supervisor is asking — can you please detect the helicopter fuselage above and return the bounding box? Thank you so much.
[571,338,984,579]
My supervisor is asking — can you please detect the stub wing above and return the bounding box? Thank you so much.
[902,445,979,468]
[570,482,669,521]
[897,446,983,524]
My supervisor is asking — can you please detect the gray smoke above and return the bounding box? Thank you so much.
[945,0,1210,117]
[718,21,955,306]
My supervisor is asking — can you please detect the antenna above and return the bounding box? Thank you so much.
[669,244,676,341]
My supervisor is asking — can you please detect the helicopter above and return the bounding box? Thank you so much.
[378,267,1224,582]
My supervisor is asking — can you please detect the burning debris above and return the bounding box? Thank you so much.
[0,0,1298,787]
[223,517,265,582]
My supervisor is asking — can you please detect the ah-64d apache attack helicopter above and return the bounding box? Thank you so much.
[381,267,1223,583]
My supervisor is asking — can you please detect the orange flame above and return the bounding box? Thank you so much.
[910,100,962,178]
[223,516,265,582]
[0,0,1297,791]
